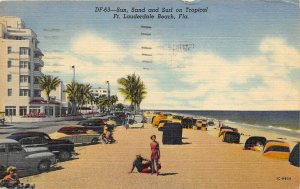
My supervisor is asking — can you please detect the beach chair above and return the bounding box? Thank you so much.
[263,140,290,159]
[162,123,183,145]
[289,143,300,167]
[244,136,267,150]
[222,131,240,144]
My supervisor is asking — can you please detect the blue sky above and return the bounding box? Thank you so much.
[1,0,299,110]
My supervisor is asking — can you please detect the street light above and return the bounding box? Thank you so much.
[72,65,75,83]
[106,81,110,112]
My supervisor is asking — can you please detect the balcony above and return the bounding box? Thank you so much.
[33,57,44,66]
[6,28,36,38]
[33,70,43,77]
[33,84,41,89]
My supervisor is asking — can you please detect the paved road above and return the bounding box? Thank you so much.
[0,120,79,139]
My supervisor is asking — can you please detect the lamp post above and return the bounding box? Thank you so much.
[72,65,75,83]
[106,81,110,112]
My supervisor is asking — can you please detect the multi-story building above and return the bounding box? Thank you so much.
[0,16,62,120]
[86,87,108,111]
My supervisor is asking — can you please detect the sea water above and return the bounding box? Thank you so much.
[160,110,300,138]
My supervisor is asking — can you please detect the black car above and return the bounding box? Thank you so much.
[77,119,106,133]
[7,131,75,161]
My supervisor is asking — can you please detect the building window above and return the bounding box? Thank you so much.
[8,89,12,96]
[19,106,27,116]
[7,75,12,82]
[34,90,41,97]
[103,90,107,93]
[20,61,30,69]
[19,89,29,96]
[20,75,29,83]
[20,47,30,55]
[7,61,12,68]
[5,106,16,116]
[45,107,54,116]
[7,47,12,54]
[29,106,40,114]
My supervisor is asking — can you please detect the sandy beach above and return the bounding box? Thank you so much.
[20,123,300,189]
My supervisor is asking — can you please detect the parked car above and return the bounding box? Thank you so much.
[7,131,75,161]
[94,116,123,126]
[0,139,56,174]
[126,114,145,129]
[113,111,126,120]
[77,119,106,134]
[49,126,99,145]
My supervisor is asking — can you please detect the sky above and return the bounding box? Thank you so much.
[0,0,299,110]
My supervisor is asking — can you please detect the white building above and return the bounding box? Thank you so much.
[86,87,108,111]
[0,16,64,120]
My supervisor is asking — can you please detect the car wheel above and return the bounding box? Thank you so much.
[38,160,51,172]
[58,151,71,161]
[91,138,98,144]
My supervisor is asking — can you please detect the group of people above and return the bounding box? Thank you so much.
[129,135,161,176]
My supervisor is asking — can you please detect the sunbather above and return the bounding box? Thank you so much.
[129,154,152,173]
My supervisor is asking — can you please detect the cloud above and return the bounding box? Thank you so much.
[150,37,300,110]
[71,33,127,63]
[43,35,300,110]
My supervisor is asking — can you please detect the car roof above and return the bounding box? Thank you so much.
[11,131,47,136]
[58,125,87,131]
[0,139,19,144]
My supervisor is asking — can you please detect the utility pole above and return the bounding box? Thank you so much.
[106,81,110,112]
[72,65,75,83]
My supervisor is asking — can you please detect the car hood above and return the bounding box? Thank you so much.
[49,132,67,139]
[24,146,50,154]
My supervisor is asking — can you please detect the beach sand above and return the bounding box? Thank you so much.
[20,122,300,189]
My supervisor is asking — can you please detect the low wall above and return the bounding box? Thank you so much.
[4,114,96,123]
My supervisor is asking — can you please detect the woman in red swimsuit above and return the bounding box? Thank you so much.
[150,135,160,175]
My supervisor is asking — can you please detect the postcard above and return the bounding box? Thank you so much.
[0,0,299,188]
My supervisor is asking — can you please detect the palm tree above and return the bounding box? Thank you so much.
[110,95,118,110]
[66,82,78,115]
[38,75,61,116]
[134,82,147,112]
[117,73,146,112]
[97,95,109,112]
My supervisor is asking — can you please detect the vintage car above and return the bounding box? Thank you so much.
[102,115,123,126]
[126,114,145,128]
[0,139,56,174]
[49,126,99,145]
[90,116,123,126]
[7,131,75,161]
[77,119,106,134]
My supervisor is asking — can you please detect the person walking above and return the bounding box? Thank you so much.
[150,135,161,175]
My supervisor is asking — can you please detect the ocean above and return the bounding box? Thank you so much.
[159,110,300,138]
